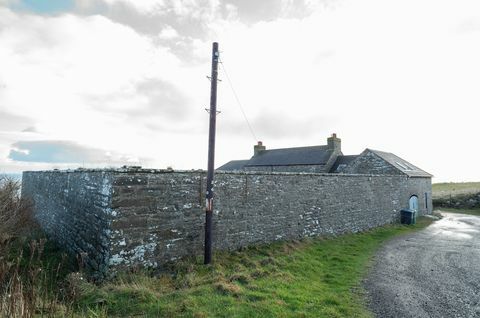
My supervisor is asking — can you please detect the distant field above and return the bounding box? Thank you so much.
[432,182,480,199]
[436,207,480,216]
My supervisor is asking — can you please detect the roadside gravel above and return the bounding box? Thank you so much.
[364,212,480,318]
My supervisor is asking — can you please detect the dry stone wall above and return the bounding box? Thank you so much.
[22,169,432,279]
[433,192,480,209]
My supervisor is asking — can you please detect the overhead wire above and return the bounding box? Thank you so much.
[219,58,258,142]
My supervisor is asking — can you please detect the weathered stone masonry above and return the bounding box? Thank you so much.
[22,169,432,278]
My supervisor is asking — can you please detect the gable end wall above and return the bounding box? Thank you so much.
[343,151,404,175]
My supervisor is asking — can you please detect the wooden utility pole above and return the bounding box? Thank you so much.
[205,42,219,264]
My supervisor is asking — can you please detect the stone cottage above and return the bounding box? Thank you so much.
[218,133,432,179]
[218,133,343,173]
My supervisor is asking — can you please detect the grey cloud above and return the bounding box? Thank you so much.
[9,140,139,164]
[456,18,480,34]
[71,0,322,62]
[313,49,335,64]
[98,0,317,31]
[73,0,215,62]
[133,78,191,118]
[85,78,191,123]
[221,110,336,139]
[224,0,283,24]
[0,111,34,132]
[21,126,38,133]
[223,0,318,24]
[102,1,206,38]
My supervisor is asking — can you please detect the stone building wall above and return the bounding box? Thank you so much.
[22,169,432,278]
[244,165,326,173]
[344,151,403,175]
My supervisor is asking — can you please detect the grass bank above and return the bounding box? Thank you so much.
[71,218,433,318]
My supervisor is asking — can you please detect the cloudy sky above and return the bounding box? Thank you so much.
[0,0,479,182]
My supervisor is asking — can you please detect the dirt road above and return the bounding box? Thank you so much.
[364,212,480,318]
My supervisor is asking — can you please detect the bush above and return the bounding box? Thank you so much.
[0,176,36,246]
[0,175,71,317]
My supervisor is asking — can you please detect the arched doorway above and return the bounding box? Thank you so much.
[409,195,419,212]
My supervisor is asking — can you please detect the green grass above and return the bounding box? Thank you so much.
[432,182,480,199]
[72,218,433,318]
[435,207,480,216]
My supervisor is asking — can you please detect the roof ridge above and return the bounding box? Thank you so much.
[263,145,328,152]
[366,148,392,155]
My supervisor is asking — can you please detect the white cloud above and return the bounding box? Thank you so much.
[0,6,213,172]
[207,0,480,181]
[1,0,480,181]
[158,25,178,39]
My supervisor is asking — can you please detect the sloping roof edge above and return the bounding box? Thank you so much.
[216,160,249,171]
[366,149,433,178]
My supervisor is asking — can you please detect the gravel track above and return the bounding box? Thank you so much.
[364,212,480,318]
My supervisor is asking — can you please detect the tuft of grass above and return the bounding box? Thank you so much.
[214,279,242,296]
[73,218,433,318]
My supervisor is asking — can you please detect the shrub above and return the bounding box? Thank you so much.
[0,175,70,317]
[0,175,36,246]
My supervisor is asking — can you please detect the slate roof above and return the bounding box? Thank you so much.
[216,160,249,171]
[245,146,334,167]
[368,149,432,177]
[329,155,359,173]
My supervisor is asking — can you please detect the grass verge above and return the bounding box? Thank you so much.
[74,217,433,318]
[435,207,480,216]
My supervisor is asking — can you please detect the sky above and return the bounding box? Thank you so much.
[0,0,479,182]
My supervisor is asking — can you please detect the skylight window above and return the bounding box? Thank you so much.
[395,161,413,171]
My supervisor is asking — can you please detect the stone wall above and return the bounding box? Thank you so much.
[433,192,480,209]
[22,169,432,278]
[21,170,115,279]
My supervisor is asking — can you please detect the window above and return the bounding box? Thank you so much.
[396,161,414,171]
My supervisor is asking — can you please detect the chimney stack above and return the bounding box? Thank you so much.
[327,133,341,152]
[254,141,266,156]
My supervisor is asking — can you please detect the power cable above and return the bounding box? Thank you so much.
[219,58,258,142]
